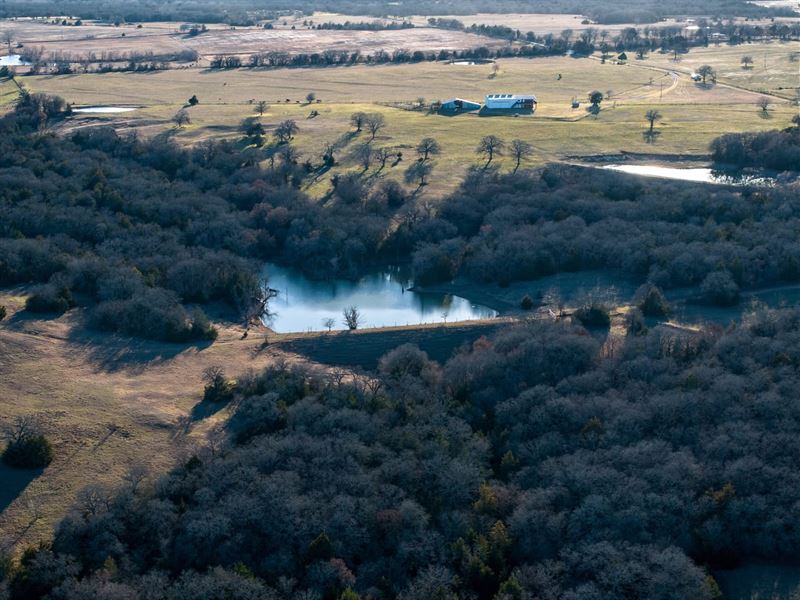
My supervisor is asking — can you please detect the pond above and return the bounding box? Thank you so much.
[262,263,497,333]
[72,106,138,113]
[0,54,31,66]
[601,164,776,186]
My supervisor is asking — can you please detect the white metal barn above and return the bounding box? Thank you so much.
[484,94,537,110]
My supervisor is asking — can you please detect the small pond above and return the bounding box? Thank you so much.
[0,54,30,66]
[262,263,497,333]
[601,164,776,186]
[73,106,138,113]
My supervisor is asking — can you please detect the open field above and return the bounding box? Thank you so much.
[640,40,800,99]
[0,290,285,553]
[11,50,795,198]
[0,17,509,62]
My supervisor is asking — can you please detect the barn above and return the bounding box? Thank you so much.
[440,98,482,112]
[484,94,537,111]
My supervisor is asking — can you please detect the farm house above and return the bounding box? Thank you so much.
[484,94,537,111]
[440,98,482,112]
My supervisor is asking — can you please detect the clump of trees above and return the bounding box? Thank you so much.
[2,416,53,469]
[711,119,800,170]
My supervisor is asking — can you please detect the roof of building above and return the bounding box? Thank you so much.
[486,94,536,100]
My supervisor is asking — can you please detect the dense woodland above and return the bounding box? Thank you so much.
[404,164,800,304]
[711,121,800,172]
[6,308,800,597]
[0,0,791,24]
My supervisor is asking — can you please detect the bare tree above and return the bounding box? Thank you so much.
[2,30,14,56]
[416,137,441,161]
[757,97,770,115]
[364,113,385,141]
[510,139,533,172]
[375,147,392,169]
[5,415,44,445]
[274,119,298,143]
[172,109,191,128]
[697,64,716,84]
[123,463,149,494]
[741,55,754,69]
[322,317,335,331]
[645,109,662,133]
[405,161,433,186]
[350,111,366,132]
[343,306,361,330]
[256,100,269,115]
[477,135,504,165]
[355,143,373,170]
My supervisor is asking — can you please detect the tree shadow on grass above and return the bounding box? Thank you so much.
[190,398,228,422]
[0,463,42,513]
[643,130,662,144]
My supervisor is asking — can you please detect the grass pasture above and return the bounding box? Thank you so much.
[15,52,796,198]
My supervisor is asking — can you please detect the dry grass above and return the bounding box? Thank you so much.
[0,290,287,554]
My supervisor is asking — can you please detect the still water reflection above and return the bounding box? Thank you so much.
[262,263,497,333]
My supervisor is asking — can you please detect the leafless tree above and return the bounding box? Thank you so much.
[477,135,504,165]
[364,113,385,141]
[355,143,372,170]
[510,139,533,172]
[274,119,298,143]
[416,137,441,161]
[256,100,269,115]
[350,111,366,132]
[343,306,361,330]
[645,109,662,133]
[757,97,770,115]
[375,147,392,169]
[123,463,149,494]
[322,317,336,331]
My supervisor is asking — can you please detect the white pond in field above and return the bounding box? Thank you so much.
[602,164,775,186]
[0,54,31,66]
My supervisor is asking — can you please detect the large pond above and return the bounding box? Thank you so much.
[601,164,776,186]
[0,54,31,66]
[262,263,497,333]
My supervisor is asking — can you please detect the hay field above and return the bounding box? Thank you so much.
[16,54,794,197]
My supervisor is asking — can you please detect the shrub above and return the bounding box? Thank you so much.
[25,285,74,314]
[701,271,740,306]
[202,366,235,403]
[636,283,671,317]
[2,435,53,469]
[520,295,535,310]
[574,304,611,328]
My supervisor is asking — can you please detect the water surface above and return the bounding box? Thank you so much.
[602,164,775,186]
[263,263,496,333]
[0,54,30,66]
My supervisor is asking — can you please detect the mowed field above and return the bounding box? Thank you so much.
[14,50,795,198]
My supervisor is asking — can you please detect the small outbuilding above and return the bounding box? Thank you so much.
[440,98,482,112]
